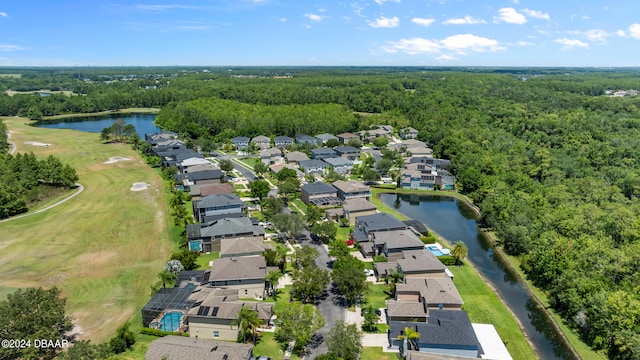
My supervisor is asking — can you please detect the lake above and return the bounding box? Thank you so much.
[35,113,161,138]
[379,192,575,360]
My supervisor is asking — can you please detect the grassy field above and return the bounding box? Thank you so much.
[449,264,538,360]
[0,117,172,342]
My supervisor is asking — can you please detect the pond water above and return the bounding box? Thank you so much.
[379,192,576,360]
[34,113,161,138]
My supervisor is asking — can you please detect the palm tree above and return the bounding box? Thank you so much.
[398,326,420,353]
[386,269,404,297]
[264,270,282,297]
[450,240,468,265]
[231,306,262,344]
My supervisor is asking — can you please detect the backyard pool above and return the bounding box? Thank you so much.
[426,245,448,257]
[158,311,183,332]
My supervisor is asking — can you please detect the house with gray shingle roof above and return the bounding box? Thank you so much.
[354,213,407,242]
[251,135,271,150]
[395,277,463,311]
[400,127,419,139]
[315,133,339,145]
[220,237,272,258]
[323,156,353,174]
[285,151,309,164]
[334,145,361,160]
[231,136,250,149]
[332,180,371,200]
[298,159,329,175]
[301,181,342,207]
[311,147,337,159]
[205,257,278,299]
[188,217,264,253]
[193,194,246,222]
[145,335,253,360]
[187,287,274,342]
[295,134,318,146]
[259,147,284,165]
[371,229,425,261]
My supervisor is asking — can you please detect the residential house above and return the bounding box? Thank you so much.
[336,132,359,144]
[388,310,481,358]
[274,136,294,148]
[179,157,212,173]
[402,139,428,148]
[190,183,234,202]
[145,335,253,360]
[145,131,178,143]
[187,217,264,253]
[193,194,246,222]
[295,134,318,146]
[285,151,309,164]
[370,230,425,261]
[343,198,377,226]
[406,146,433,157]
[401,165,436,190]
[176,170,225,191]
[230,136,250,149]
[182,163,219,174]
[394,277,464,311]
[269,164,304,178]
[357,127,390,141]
[323,157,353,174]
[298,159,329,175]
[251,135,271,150]
[187,287,273,342]
[220,237,272,258]
[397,250,448,278]
[311,147,337,159]
[315,133,339,145]
[400,127,420,139]
[300,181,342,207]
[204,257,278,298]
[332,180,371,201]
[334,145,361,160]
[259,148,284,165]
[352,213,407,242]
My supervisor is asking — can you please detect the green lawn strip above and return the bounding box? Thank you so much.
[196,252,220,270]
[253,332,301,360]
[290,199,307,215]
[233,157,260,170]
[361,346,396,360]
[370,189,409,221]
[336,225,352,241]
[362,284,391,309]
[449,265,537,360]
[0,117,173,342]
[272,286,293,314]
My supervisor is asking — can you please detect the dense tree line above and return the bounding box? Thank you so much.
[0,152,79,218]
[4,67,640,357]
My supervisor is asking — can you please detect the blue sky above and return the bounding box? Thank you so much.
[1,0,639,67]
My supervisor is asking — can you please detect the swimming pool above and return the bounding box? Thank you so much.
[159,311,183,332]
[427,245,446,257]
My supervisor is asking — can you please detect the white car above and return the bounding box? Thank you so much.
[364,269,374,276]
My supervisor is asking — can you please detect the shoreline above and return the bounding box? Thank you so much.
[40,108,160,121]
[372,188,581,360]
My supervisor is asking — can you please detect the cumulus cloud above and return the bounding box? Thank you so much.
[629,23,640,39]
[437,54,456,61]
[382,37,440,54]
[616,30,627,37]
[515,41,533,46]
[304,13,324,22]
[0,45,24,52]
[0,12,8,17]
[522,8,550,20]
[382,33,503,56]
[555,38,589,49]
[583,29,609,42]
[411,17,436,27]
[369,16,400,28]
[494,8,526,24]
[443,15,486,25]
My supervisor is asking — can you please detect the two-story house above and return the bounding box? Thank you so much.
[300,181,342,207]
[352,213,407,242]
[315,133,339,145]
[332,180,371,200]
[295,134,318,146]
[204,257,278,298]
[311,147,337,159]
[193,194,246,222]
[230,136,250,149]
[334,145,361,160]
[187,216,264,253]
[259,148,284,165]
[298,159,329,175]
[336,132,359,144]
[274,136,294,148]
[251,135,271,150]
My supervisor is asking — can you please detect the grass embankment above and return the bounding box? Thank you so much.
[42,108,160,121]
[370,187,537,360]
[0,117,172,342]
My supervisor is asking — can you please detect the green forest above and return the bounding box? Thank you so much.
[2,67,640,358]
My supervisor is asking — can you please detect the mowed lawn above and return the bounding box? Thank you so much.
[450,264,538,360]
[0,117,173,342]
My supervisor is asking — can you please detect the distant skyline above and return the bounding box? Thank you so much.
[1,1,639,67]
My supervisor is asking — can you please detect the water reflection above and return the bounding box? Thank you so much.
[379,192,575,360]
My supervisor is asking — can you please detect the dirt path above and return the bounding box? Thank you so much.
[0,183,84,224]
[7,131,16,155]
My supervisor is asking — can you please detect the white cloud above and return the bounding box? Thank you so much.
[440,33,503,53]
[0,12,8,17]
[522,9,550,20]
[382,37,440,54]
[369,16,400,28]
[443,15,486,25]
[515,41,533,46]
[583,29,609,42]
[494,8,526,24]
[616,30,627,37]
[171,25,210,30]
[279,17,287,22]
[0,45,24,52]
[318,7,327,13]
[436,54,456,61]
[374,0,401,4]
[304,13,324,22]
[555,38,589,49]
[629,23,640,40]
[382,33,503,56]
[411,17,436,27]
[512,0,519,3]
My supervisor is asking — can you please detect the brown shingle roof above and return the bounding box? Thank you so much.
[397,277,463,306]
[397,250,446,274]
[145,335,253,360]
[209,257,277,281]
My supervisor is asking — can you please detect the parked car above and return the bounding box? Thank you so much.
[364,269,374,276]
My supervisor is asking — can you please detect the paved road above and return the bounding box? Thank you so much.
[298,231,346,358]
[219,154,258,182]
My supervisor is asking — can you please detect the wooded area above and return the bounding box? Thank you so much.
[2,66,640,358]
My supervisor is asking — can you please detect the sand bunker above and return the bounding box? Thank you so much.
[104,156,130,164]
[24,141,52,147]
[130,182,150,191]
